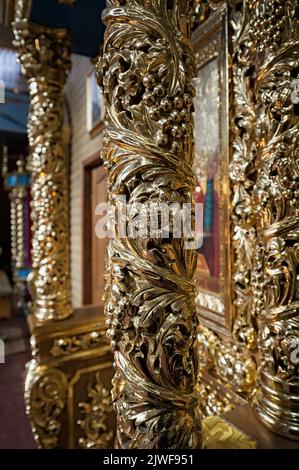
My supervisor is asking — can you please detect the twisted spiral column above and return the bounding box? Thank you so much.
[12,19,72,321]
[98,0,201,448]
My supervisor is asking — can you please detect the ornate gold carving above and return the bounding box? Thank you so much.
[10,189,18,270]
[10,14,96,450]
[229,0,259,351]
[197,325,257,396]
[50,330,106,357]
[10,185,26,270]
[12,193,26,270]
[98,0,202,449]
[193,0,258,341]
[77,372,114,449]
[2,151,31,308]
[96,0,299,444]
[12,20,72,321]
[23,308,115,449]
[190,1,259,413]
[14,0,32,22]
[196,380,236,417]
[194,0,299,440]
[251,0,299,440]
[192,5,231,334]
[9,182,27,304]
[25,361,67,449]
[58,0,76,5]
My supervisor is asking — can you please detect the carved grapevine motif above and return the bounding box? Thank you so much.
[253,0,299,381]
[13,21,72,321]
[97,0,202,449]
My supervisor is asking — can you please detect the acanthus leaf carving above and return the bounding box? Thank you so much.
[97,0,202,449]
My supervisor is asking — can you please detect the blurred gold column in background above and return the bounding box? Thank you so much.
[12,19,72,322]
[98,0,201,448]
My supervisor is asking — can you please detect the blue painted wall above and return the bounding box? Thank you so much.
[30,0,106,57]
[0,90,28,134]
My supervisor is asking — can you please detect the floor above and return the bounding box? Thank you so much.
[0,316,36,449]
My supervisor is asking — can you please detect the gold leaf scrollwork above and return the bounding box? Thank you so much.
[97,0,202,449]
[197,325,257,396]
[25,362,67,449]
[191,1,259,413]
[12,20,73,321]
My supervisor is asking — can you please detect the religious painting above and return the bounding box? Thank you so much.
[194,57,220,284]
[192,6,231,333]
[86,70,105,135]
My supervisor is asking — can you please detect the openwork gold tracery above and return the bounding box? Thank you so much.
[98,0,202,449]
[99,0,299,447]
[193,0,299,442]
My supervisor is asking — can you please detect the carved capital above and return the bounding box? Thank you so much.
[12,20,71,84]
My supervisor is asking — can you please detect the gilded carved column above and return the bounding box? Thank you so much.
[251,0,299,440]
[12,19,72,321]
[98,0,201,448]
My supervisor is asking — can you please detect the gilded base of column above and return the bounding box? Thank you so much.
[24,305,116,448]
[255,370,299,442]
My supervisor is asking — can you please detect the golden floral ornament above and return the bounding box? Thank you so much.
[97,0,202,449]
[24,362,67,449]
[252,0,299,439]
[12,19,73,321]
[50,330,106,357]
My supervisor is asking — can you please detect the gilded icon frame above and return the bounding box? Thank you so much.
[192,2,259,415]
[192,4,231,336]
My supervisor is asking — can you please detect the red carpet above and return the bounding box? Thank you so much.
[0,317,36,449]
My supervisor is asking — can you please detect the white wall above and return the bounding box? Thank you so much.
[65,53,103,307]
